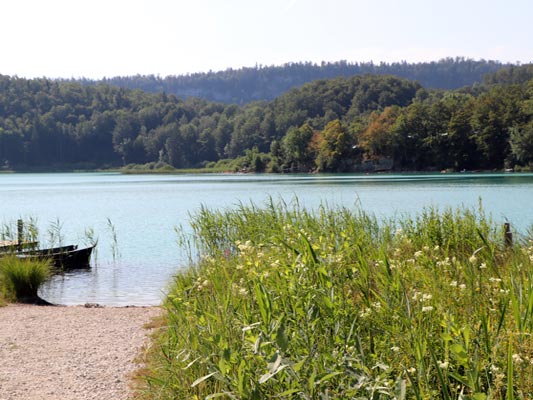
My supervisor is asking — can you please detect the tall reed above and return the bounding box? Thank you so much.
[140,200,533,399]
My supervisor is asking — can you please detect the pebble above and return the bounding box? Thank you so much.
[0,304,160,400]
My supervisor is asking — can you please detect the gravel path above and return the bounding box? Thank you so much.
[0,304,161,400]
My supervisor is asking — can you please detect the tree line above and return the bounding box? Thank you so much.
[76,58,506,104]
[1,63,532,173]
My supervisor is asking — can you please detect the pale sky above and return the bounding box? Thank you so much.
[2,0,532,79]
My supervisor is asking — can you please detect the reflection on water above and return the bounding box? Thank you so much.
[2,172,533,305]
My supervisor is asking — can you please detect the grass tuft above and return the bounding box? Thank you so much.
[0,256,51,302]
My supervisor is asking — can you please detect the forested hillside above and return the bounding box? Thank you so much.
[1,63,532,173]
[77,58,505,104]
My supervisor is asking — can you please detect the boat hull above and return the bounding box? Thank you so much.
[17,245,95,270]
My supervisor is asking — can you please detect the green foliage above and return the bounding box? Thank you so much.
[141,201,533,399]
[0,256,50,301]
[1,62,533,173]
[510,122,533,166]
[315,119,355,171]
[87,58,505,104]
[121,162,177,173]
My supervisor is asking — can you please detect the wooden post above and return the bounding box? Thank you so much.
[504,222,513,248]
[17,219,23,247]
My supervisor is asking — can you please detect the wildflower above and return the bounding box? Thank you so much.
[422,293,433,302]
[469,254,478,264]
[422,306,434,312]
[407,367,416,374]
[489,277,502,283]
[450,280,458,287]
[438,360,449,369]
[436,257,451,267]
[512,353,523,364]
[360,307,372,318]
[201,254,215,263]
[237,240,252,253]
[459,284,466,290]
[434,245,440,251]
[391,346,400,352]
[479,262,487,269]
[414,250,423,258]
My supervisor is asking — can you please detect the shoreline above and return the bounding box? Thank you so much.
[0,303,161,400]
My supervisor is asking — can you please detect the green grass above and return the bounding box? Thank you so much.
[139,200,533,399]
[0,256,51,302]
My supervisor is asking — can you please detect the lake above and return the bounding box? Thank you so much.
[1,172,532,306]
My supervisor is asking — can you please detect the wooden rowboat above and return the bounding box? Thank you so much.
[16,244,96,270]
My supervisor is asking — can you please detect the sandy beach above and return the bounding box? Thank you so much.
[0,304,161,400]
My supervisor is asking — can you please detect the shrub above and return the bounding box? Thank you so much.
[0,256,51,302]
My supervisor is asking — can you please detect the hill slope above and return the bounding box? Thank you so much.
[76,58,505,104]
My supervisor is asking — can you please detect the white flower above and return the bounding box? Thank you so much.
[479,262,487,269]
[438,360,449,369]
[459,284,466,290]
[414,250,423,258]
[450,280,458,287]
[422,293,433,302]
[469,254,478,264]
[512,353,523,364]
[391,346,400,352]
[360,307,372,318]
[422,306,434,312]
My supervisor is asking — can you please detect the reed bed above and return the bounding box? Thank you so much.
[142,200,533,399]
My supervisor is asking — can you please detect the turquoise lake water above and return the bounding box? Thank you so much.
[1,172,532,305]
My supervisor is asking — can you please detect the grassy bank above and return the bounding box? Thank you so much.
[140,200,533,399]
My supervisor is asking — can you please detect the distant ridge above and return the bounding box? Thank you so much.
[73,57,507,104]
